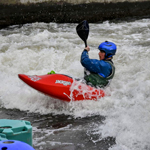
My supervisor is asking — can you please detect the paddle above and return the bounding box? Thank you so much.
[76,20,89,47]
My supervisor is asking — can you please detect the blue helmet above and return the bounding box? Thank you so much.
[98,41,117,58]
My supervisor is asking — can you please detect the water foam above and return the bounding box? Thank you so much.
[1,20,150,149]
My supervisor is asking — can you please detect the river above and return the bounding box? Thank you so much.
[0,19,150,150]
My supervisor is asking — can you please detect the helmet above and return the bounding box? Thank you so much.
[98,41,117,58]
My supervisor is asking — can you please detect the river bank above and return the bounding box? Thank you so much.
[0,0,150,29]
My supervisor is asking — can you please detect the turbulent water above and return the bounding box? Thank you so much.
[0,19,150,150]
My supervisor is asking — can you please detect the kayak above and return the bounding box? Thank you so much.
[18,74,105,102]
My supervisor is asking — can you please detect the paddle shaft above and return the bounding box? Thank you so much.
[84,40,87,47]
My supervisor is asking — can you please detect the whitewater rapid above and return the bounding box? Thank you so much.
[0,19,150,150]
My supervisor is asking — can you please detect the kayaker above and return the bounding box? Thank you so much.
[81,41,116,88]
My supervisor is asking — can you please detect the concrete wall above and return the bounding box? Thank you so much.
[1,0,150,4]
[0,0,150,28]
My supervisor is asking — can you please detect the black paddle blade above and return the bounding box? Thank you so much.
[76,20,89,47]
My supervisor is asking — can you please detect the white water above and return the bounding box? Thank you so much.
[0,19,150,149]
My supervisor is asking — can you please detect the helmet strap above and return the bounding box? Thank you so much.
[105,54,113,60]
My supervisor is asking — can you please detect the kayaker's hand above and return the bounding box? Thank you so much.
[85,46,90,52]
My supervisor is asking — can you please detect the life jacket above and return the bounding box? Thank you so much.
[84,61,115,88]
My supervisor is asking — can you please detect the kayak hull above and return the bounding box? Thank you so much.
[18,74,105,102]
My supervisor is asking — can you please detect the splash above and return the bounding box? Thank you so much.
[1,20,150,149]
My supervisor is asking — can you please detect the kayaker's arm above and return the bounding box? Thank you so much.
[81,50,100,73]
[81,50,112,77]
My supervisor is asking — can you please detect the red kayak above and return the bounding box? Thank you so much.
[18,74,105,102]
